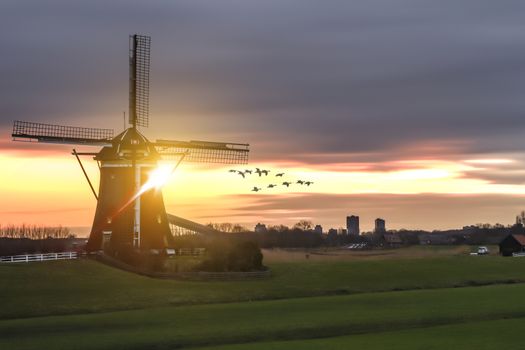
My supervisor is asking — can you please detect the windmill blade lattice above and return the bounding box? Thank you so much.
[129,34,151,128]
[12,120,113,146]
[155,139,249,164]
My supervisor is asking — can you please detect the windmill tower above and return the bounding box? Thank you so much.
[12,34,249,253]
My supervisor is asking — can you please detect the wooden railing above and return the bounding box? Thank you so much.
[0,252,78,263]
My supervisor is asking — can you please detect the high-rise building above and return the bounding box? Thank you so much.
[346,215,360,235]
[375,218,386,233]
[314,225,323,234]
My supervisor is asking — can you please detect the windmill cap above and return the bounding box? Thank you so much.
[95,127,159,161]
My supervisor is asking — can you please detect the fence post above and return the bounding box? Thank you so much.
[26,255,28,263]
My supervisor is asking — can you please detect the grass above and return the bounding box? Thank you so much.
[1,247,525,319]
[2,246,525,349]
[2,283,525,349]
[194,318,525,350]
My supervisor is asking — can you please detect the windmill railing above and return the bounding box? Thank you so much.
[167,214,222,236]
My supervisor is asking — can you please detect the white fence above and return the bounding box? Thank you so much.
[0,252,78,263]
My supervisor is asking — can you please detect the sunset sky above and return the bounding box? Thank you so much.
[2,1,525,234]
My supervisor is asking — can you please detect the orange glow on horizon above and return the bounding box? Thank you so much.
[2,151,525,231]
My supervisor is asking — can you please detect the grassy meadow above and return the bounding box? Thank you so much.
[1,246,524,349]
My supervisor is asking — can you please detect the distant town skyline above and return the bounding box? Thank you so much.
[2,1,525,231]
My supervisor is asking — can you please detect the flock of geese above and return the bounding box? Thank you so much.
[229,168,315,192]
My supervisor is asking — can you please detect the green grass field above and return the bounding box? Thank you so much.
[1,246,524,349]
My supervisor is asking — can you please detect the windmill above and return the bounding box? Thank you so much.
[11,34,249,253]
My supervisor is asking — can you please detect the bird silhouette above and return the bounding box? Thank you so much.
[252,187,261,192]
[261,170,270,176]
[304,181,314,186]
[282,182,291,187]
[229,169,237,173]
[267,184,277,188]
[275,173,285,177]
[237,171,246,178]
[296,180,304,184]
[244,169,252,174]
[255,168,262,176]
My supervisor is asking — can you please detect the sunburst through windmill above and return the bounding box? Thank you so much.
[11,34,249,253]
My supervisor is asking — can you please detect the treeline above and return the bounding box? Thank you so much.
[206,222,248,233]
[200,220,359,248]
[195,219,525,249]
[0,225,73,239]
[173,228,331,249]
[0,237,86,256]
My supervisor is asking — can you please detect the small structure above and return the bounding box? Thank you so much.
[499,234,525,256]
[314,225,323,234]
[380,233,403,248]
[254,223,267,233]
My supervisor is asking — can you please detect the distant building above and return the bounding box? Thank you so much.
[499,234,525,256]
[380,233,403,248]
[346,215,360,235]
[339,228,347,235]
[375,218,386,233]
[254,223,267,233]
[326,228,339,246]
[314,225,323,234]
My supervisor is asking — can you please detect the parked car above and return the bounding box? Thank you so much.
[477,246,490,255]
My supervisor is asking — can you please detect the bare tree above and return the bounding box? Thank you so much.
[293,220,313,231]
[0,225,73,239]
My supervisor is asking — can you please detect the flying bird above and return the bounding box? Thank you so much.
[255,168,262,176]
[267,184,277,188]
[282,182,291,187]
[261,170,270,176]
[275,173,285,177]
[237,171,246,178]
[244,169,252,174]
[228,169,237,173]
[252,187,262,192]
[296,180,304,185]
[304,181,314,186]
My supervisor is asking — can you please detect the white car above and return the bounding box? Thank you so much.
[477,246,489,255]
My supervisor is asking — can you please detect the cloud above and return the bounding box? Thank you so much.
[1,0,525,166]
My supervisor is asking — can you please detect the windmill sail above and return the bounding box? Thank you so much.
[12,120,113,146]
[154,139,249,164]
[129,34,151,128]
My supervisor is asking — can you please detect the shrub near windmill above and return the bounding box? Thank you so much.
[12,35,249,263]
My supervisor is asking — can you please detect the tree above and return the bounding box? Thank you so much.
[516,211,525,225]
[268,225,289,232]
[293,220,313,231]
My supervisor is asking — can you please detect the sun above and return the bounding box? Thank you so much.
[144,164,176,191]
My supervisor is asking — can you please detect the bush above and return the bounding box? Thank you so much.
[110,245,167,272]
[227,241,263,272]
[196,239,264,272]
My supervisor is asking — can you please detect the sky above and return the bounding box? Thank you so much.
[2,0,525,234]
